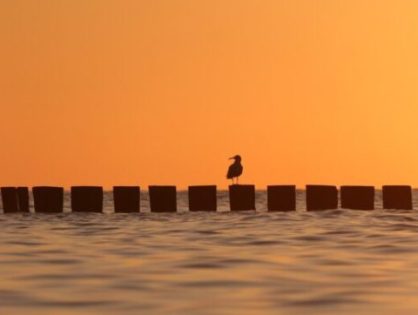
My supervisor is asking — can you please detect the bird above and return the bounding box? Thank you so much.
[226,155,243,185]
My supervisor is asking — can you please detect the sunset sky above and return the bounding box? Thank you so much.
[1,0,418,189]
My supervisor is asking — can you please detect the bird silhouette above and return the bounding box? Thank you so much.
[227,155,243,185]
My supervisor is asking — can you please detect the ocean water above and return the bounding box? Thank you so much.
[1,190,418,314]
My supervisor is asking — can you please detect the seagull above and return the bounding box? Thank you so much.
[227,155,243,185]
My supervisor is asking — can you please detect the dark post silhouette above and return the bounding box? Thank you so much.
[306,185,338,211]
[113,186,140,213]
[340,186,375,210]
[188,185,217,211]
[71,186,103,212]
[17,187,30,212]
[1,187,19,213]
[149,186,177,212]
[229,185,256,211]
[33,186,64,213]
[382,185,412,210]
[267,185,296,211]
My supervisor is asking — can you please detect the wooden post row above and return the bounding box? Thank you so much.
[1,185,416,213]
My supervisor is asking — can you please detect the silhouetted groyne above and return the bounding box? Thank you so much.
[306,185,338,211]
[33,186,64,213]
[382,185,412,210]
[188,185,217,211]
[149,186,177,212]
[0,185,415,213]
[229,185,256,211]
[267,185,296,211]
[1,187,29,213]
[341,186,375,210]
[71,186,103,212]
[113,186,140,213]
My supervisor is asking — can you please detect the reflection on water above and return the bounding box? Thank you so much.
[1,191,418,314]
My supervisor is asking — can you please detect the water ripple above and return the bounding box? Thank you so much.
[1,191,418,315]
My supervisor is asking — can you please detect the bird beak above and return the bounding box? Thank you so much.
[229,157,234,160]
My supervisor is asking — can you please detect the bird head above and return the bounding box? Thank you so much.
[229,155,242,162]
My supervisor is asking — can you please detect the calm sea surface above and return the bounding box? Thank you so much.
[2,190,418,314]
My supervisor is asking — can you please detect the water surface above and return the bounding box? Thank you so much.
[1,191,418,314]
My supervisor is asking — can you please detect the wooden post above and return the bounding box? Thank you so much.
[267,185,296,211]
[113,186,140,213]
[149,186,177,212]
[71,186,103,212]
[33,187,64,213]
[17,187,30,212]
[188,185,217,211]
[340,186,374,210]
[382,185,412,210]
[1,187,30,213]
[229,185,256,211]
[306,185,338,211]
[1,187,19,213]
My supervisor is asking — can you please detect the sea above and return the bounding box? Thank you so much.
[1,190,418,315]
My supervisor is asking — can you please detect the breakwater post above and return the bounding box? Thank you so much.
[1,187,19,213]
[188,185,217,211]
[71,186,103,212]
[306,185,338,211]
[267,185,296,211]
[113,186,140,213]
[33,186,64,213]
[382,185,412,210]
[340,186,375,210]
[229,185,256,211]
[17,187,30,212]
[0,187,30,213]
[149,186,177,212]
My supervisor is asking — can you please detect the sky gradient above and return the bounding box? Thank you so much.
[1,0,418,189]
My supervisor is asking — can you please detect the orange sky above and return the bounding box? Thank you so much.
[1,0,418,189]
